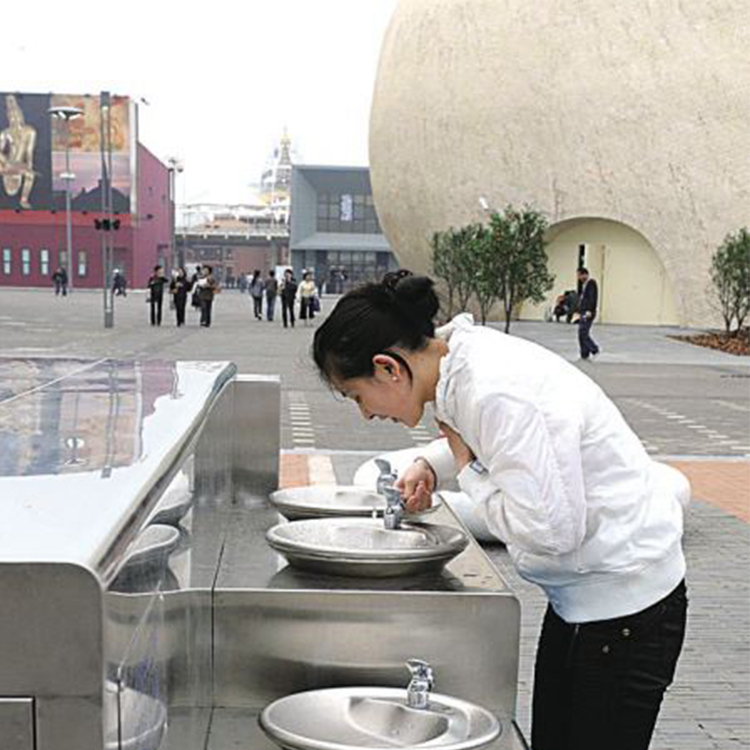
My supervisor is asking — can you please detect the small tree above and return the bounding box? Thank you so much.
[711,227,750,335]
[485,205,555,332]
[431,224,482,318]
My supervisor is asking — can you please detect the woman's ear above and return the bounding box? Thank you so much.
[372,353,400,381]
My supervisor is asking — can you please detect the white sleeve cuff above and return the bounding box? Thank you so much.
[417,438,457,488]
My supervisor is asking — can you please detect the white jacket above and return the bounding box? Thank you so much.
[421,315,688,623]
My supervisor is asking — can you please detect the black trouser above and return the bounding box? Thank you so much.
[531,580,688,750]
[200,297,213,327]
[578,316,599,358]
[266,293,276,321]
[282,297,295,328]
[252,295,263,319]
[150,294,163,326]
[174,295,187,326]
[300,297,315,320]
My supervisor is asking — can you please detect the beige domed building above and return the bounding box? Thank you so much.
[369,0,749,326]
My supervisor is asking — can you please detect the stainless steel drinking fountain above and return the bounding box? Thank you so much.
[0,357,525,750]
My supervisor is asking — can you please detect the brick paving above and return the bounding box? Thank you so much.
[668,460,750,523]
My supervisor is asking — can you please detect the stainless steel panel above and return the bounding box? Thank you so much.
[0,564,102,695]
[213,589,520,722]
[231,375,280,499]
[35,696,103,750]
[0,698,34,750]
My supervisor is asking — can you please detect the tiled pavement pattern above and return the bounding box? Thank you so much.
[280,451,750,750]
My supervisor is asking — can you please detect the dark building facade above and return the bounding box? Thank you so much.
[0,92,171,290]
[289,165,397,293]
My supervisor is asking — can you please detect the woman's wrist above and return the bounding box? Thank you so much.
[414,457,437,489]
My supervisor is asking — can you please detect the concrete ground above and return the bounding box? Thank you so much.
[1,287,748,748]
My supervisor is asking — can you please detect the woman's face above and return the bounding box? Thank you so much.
[335,357,424,428]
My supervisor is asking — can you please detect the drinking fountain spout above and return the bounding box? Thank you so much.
[406,658,434,710]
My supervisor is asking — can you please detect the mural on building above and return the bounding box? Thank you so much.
[0,92,132,213]
[0,93,51,210]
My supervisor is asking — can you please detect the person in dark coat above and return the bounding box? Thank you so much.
[576,267,600,360]
[265,269,278,321]
[169,267,193,326]
[196,265,220,327]
[249,269,264,320]
[190,265,203,310]
[52,267,68,296]
[280,268,298,329]
[147,265,168,326]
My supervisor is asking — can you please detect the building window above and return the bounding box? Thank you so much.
[317,192,381,235]
[21,248,31,276]
[40,249,50,276]
[2,248,11,275]
[59,249,68,270]
[77,250,87,277]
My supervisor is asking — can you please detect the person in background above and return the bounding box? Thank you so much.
[112,270,127,297]
[297,271,318,326]
[280,268,298,329]
[147,265,168,326]
[249,269,264,320]
[190,265,203,311]
[169,267,192,327]
[196,265,219,328]
[312,270,689,750]
[576,267,600,360]
[265,269,278,322]
[52,266,68,297]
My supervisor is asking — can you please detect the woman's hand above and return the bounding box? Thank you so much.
[396,458,436,513]
[436,420,475,472]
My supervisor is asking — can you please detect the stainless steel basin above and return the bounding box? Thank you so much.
[259,687,501,750]
[269,484,441,521]
[266,518,468,578]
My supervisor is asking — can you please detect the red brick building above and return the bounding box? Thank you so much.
[0,92,171,290]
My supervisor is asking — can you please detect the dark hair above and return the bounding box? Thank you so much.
[313,270,439,385]
[578,267,589,275]
[154,265,162,272]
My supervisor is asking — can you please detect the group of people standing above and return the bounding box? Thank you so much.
[146,264,219,328]
[247,268,319,328]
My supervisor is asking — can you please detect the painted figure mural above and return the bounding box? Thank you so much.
[0,95,37,208]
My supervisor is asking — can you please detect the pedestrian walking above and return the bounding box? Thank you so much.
[249,269,264,320]
[112,270,127,297]
[298,271,318,326]
[52,267,68,297]
[190,265,203,312]
[312,270,690,750]
[265,269,278,322]
[196,265,220,327]
[169,267,193,327]
[576,267,600,360]
[147,265,168,326]
[280,268,297,329]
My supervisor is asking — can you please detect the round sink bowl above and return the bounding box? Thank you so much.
[269,484,441,521]
[260,686,501,750]
[266,518,468,578]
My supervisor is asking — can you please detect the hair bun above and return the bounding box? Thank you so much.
[383,271,439,336]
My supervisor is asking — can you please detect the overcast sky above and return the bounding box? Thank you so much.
[9,0,398,205]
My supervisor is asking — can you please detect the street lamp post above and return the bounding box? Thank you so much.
[167,157,184,270]
[48,105,84,291]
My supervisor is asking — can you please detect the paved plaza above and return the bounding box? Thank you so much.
[1,287,749,748]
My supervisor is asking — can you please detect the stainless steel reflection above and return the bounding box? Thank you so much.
[104,682,167,750]
[266,518,468,577]
[259,687,501,750]
[269,484,442,521]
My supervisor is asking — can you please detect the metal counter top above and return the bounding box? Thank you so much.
[0,357,236,571]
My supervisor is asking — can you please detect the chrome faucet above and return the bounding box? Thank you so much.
[382,485,404,530]
[375,459,405,530]
[406,659,434,710]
